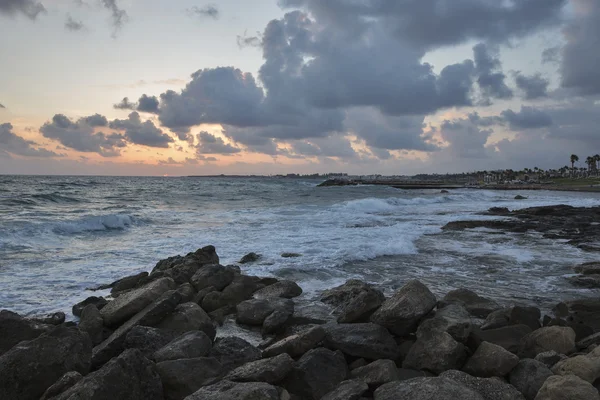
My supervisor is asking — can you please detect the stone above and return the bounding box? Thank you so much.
[478,324,532,354]
[440,288,500,318]
[201,275,262,312]
[508,359,553,400]
[370,280,437,336]
[510,306,541,331]
[0,326,92,400]
[157,357,223,400]
[190,264,235,291]
[236,298,294,326]
[324,323,400,360]
[184,380,281,400]
[208,337,261,371]
[283,347,348,400]
[253,280,303,299]
[321,280,379,308]
[109,271,150,294]
[176,283,196,303]
[463,341,519,377]
[40,371,83,400]
[534,351,567,368]
[568,274,600,288]
[322,380,369,400]
[565,298,600,333]
[573,261,600,275]
[72,296,108,317]
[208,305,236,326]
[78,304,104,345]
[552,355,600,383]
[239,252,261,263]
[515,195,527,200]
[263,325,326,358]
[338,288,385,323]
[193,286,216,306]
[374,377,485,400]
[441,370,525,400]
[154,331,213,363]
[519,326,576,358]
[397,368,429,381]
[403,331,467,374]
[100,277,176,327]
[281,252,302,258]
[152,246,219,274]
[30,312,66,325]
[155,302,216,340]
[481,308,512,330]
[124,326,175,358]
[577,331,600,350]
[226,353,294,384]
[349,358,368,370]
[534,374,600,400]
[0,309,51,356]
[262,309,292,334]
[350,359,399,387]
[417,303,472,343]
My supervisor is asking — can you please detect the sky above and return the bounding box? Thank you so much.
[0,0,599,176]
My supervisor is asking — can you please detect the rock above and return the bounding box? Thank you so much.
[402,331,467,374]
[508,359,553,400]
[552,302,570,318]
[155,302,216,340]
[263,325,326,358]
[510,306,541,331]
[184,380,281,400]
[208,337,261,371]
[417,303,472,343]
[320,279,381,308]
[154,331,213,363]
[574,261,600,275]
[350,359,399,387]
[519,326,576,358]
[568,274,600,288]
[30,312,66,325]
[236,298,294,326]
[337,288,385,323]
[552,354,600,383]
[239,252,261,263]
[208,305,236,325]
[72,296,108,317]
[157,357,223,400]
[201,275,262,312]
[109,271,150,294]
[0,309,52,356]
[577,332,600,350]
[439,288,500,318]
[565,298,600,334]
[370,280,437,336]
[193,286,216,306]
[253,280,303,299]
[478,324,532,354]
[441,190,450,193]
[226,353,294,384]
[281,252,302,258]
[159,261,205,286]
[324,323,400,360]
[441,370,525,400]
[397,368,429,381]
[463,341,519,377]
[176,283,196,303]
[534,374,600,400]
[283,347,348,400]
[78,304,104,345]
[534,350,567,368]
[190,264,235,291]
[100,277,176,327]
[374,377,485,400]
[262,309,292,334]
[40,371,83,400]
[152,246,219,274]
[322,379,369,400]
[515,195,527,200]
[124,326,174,358]
[0,326,92,400]
[482,308,512,330]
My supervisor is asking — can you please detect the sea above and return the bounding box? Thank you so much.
[1,175,599,318]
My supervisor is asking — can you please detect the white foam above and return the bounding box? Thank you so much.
[53,214,133,234]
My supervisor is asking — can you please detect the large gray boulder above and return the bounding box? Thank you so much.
[534,374,600,400]
[439,288,500,318]
[100,277,176,327]
[190,264,235,291]
[183,381,281,400]
[156,357,223,400]
[152,246,219,274]
[322,380,369,400]
[72,296,108,317]
[403,331,467,374]
[263,325,325,358]
[477,324,532,354]
[40,371,83,400]
[482,308,512,330]
[463,341,519,377]
[519,326,576,358]
[48,349,163,400]
[155,302,216,340]
[78,304,104,345]
[253,280,303,299]
[202,275,263,312]
[321,280,385,323]
[509,359,553,400]
[0,326,92,400]
[374,377,485,400]
[350,359,399,388]
[123,326,174,358]
[236,298,294,326]
[417,304,472,343]
[441,370,525,400]
[153,331,213,363]
[225,353,294,384]
[509,306,541,331]
[0,310,51,356]
[321,280,378,307]
[370,280,437,336]
[208,337,261,371]
[534,350,567,369]
[324,323,400,360]
[551,354,600,383]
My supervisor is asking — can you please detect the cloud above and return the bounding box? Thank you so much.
[289,135,359,160]
[501,106,553,130]
[237,31,262,48]
[109,112,174,148]
[136,94,159,114]
[439,117,494,159]
[114,97,135,110]
[0,0,46,20]
[513,72,549,100]
[195,131,240,154]
[0,103,4,108]
[65,14,84,31]
[0,123,58,157]
[473,43,513,102]
[100,0,128,37]
[186,4,219,20]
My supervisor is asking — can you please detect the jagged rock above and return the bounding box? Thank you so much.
[155,302,216,340]
[417,303,472,343]
[350,359,399,387]
[463,341,519,377]
[40,371,83,400]
[534,375,600,400]
[281,252,302,258]
[403,331,467,374]
[320,280,384,323]
[262,309,292,334]
[100,277,176,327]
[324,323,400,360]
[201,275,262,313]
[321,280,379,308]
[568,275,600,288]
[253,280,303,299]
[157,357,223,400]
[176,283,196,303]
[283,347,348,400]
[72,296,108,317]
[78,304,104,345]
[515,195,527,200]
[184,380,281,400]
[374,377,485,400]
[322,379,369,400]
[30,312,66,325]
[573,262,600,275]
[565,298,600,333]
[534,350,567,368]
[552,354,600,383]
[263,325,326,358]
[208,337,261,371]
[508,359,553,400]
[193,286,216,306]
[577,332,600,350]
[510,306,541,331]
[370,280,437,336]
[0,326,92,400]
[239,252,261,264]
[123,326,174,358]
[49,349,163,400]
[441,370,525,400]
[226,353,294,384]
[208,305,236,325]
[481,308,512,330]
[0,309,52,356]
[152,246,219,274]
[236,298,294,326]
[107,271,149,294]
[519,326,576,358]
[190,264,236,291]
[439,288,500,318]
[154,331,213,363]
[477,324,532,354]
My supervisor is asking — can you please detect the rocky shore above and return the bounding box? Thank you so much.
[2,206,600,399]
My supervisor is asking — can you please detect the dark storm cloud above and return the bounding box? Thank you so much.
[0,0,46,20]
[136,94,160,114]
[501,106,553,130]
[65,14,84,31]
[100,0,128,37]
[0,123,58,157]
[473,43,513,102]
[289,135,359,160]
[186,4,219,20]
[439,118,494,159]
[109,112,174,148]
[513,72,549,100]
[195,131,240,154]
[81,113,108,127]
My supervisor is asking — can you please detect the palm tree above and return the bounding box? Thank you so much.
[571,154,579,174]
[595,154,600,174]
[586,156,595,171]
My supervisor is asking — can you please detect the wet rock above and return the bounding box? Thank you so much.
[0,326,92,400]
[568,274,600,288]
[236,298,294,326]
[402,331,467,374]
[534,374,600,400]
[152,246,219,274]
[519,326,576,358]
[440,370,525,400]
[508,359,553,400]
[370,280,437,336]
[40,371,83,400]
[283,347,348,400]
[226,353,294,384]
[154,331,212,363]
[478,324,532,354]
[190,264,236,291]
[573,261,600,275]
[193,286,216,306]
[176,283,196,303]
[322,379,368,400]
[552,354,600,383]
[515,195,527,200]
[481,308,512,330]
[157,357,223,400]
[239,252,261,264]
[577,332,600,350]
[510,306,541,331]
[534,350,567,368]
[263,325,326,358]
[49,349,163,400]
[253,280,303,299]
[337,287,385,323]
[397,368,429,380]
[100,277,176,327]
[417,303,472,343]
[0,309,52,356]
[124,326,174,358]
[439,288,500,318]
[78,304,104,345]
[109,271,150,294]
[281,252,302,258]
[208,305,236,325]
[374,377,485,400]
[349,358,368,370]
[324,323,400,360]
[202,275,262,312]
[320,279,381,309]
[463,341,519,377]
[262,309,292,334]
[72,296,108,317]
[208,337,261,371]
[184,380,281,400]
[156,302,216,340]
[350,359,399,387]
[30,312,66,326]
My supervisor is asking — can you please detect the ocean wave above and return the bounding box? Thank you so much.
[52,214,133,234]
[32,193,82,204]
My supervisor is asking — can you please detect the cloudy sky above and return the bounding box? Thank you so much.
[0,0,599,176]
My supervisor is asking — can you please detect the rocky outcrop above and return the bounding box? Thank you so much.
[155,302,215,340]
[440,370,525,400]
[324,323,400,360]
[208,337,261,371]
[190,264,236,291]
[39,371,83,400]
[0,309,51,356]
[417,303,472,343]
[321,280,385,323]
[552,353,600,383]
[477,324,532,354]
[78,304,104,345]
[123,326,175,358]
[236,298,294,333]
[239,252,260,264]
[322,379,369,400]
[350,359,399,388]
[72,296,108,317]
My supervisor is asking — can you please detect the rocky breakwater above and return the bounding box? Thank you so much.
[2,245,600,399]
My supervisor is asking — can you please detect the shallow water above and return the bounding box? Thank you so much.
[0,175,599,316]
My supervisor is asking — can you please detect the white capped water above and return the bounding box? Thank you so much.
[1,175,599,317]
